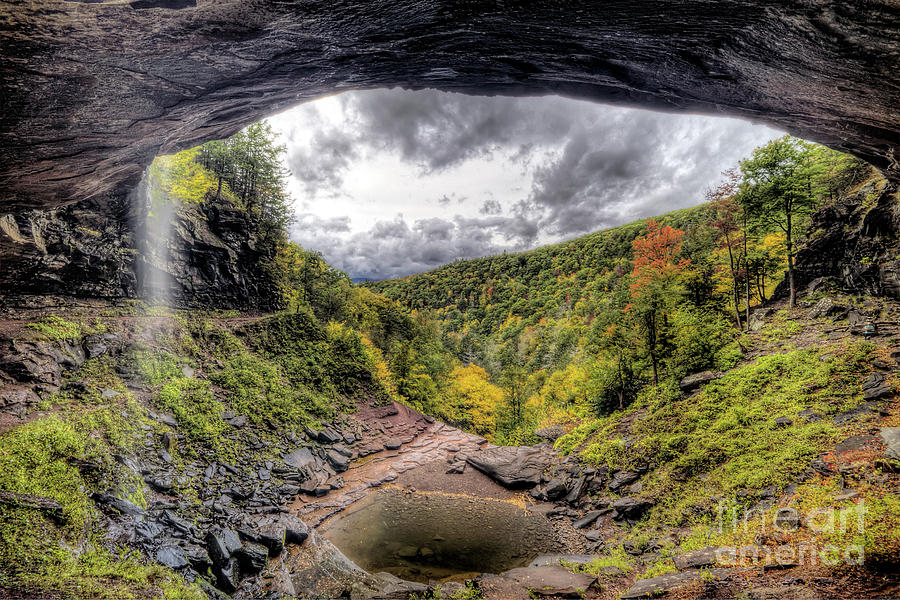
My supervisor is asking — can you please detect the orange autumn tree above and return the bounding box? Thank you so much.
[628,219,690,386]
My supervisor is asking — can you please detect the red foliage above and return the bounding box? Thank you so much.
[630,219,690,294]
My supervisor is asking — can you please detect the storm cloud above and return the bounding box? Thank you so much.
[268,89,781,279]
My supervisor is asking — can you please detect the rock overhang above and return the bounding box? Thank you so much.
[0,0,899,211]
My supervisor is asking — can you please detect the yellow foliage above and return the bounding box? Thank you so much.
[529,363,591,426]
[149,148,222,206]
[444,364,504,437]
[360,333,400,401]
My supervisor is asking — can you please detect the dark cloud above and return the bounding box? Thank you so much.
[275,89,780,279]
[479,199,502,215]
[341,89,574,171]
[286,126,359,196]
[289,212,542,280]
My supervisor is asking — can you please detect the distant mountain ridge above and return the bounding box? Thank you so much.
[364,204,710,335]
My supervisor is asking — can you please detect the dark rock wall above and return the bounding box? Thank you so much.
[788,177,900,299]
[0,193,137,299]
[1,0,899,212]
[0,193,279,310]
[158,201,280,310]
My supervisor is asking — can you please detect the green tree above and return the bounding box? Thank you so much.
[198,121,292,254]
[708,170,745,329]
[737,136,823,309]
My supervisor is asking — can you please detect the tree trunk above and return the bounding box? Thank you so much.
[647,314,658,386]
[786,202,796,308]
[725,237,742,329]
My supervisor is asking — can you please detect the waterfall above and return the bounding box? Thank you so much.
[134,165,177,307]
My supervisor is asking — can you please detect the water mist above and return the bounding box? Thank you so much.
[134,164,177,307]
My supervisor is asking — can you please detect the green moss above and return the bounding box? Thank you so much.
[643,560,678,578]
[576,547,636,575]
[0,507,203,600]
[66,358,127,403]
[132,347,183,385]
[154,378,227,448]
[559,342,877,527]
[212,352,329,427]
[0,388,200,599]
[0,415,93,526]
[26,315,82,340]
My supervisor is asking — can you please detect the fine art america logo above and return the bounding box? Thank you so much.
[714,500,866,567]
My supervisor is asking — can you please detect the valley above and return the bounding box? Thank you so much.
[2,7,900,595]
[1,130,898,599]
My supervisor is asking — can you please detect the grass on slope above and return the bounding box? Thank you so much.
[0,389,201,599]
[556,341,881,527]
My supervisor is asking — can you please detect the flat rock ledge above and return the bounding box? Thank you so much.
[622,568,739,599]
[465,445,552,488]
[477,565,597,599]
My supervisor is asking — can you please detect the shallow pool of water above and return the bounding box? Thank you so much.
[322,487,562,583]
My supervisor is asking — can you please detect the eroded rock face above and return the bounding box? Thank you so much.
[0,191,279,309]
[1,0,899,214]
[786,179,900,299]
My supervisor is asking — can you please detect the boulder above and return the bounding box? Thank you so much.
[880,427,900,461]
[213,558,240,593]
[573,510,604,529]
[325,449,351,472]
[383,438,403,450]
[583,530,602,543]
[283,447,316,470]
[622,568,736,599]
[239,513,309,555]
[155,546,189,569]
[862,372,892,400]
[798,409,822,422]
[90,492,146,517]
[806,297,844,319]
[368,572,429,599]
[446,461,467,474]
[206,528,242,566]
[679,370,722,392]
[528,554,597,568]
[317,427,343,444]
[465,446,550,488]
[775,507,801,530]
[608,470,641,492]
[748,308,775,331]
[673,546,721,571]
[235,541,269,574]
[544,475,570,500]
[833,402,887,425]
[564,476,587,504]
[0,387,40,412]
[611,497,653,522]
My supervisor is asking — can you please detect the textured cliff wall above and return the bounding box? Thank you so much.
[0,193,279,310]
[1,0,899,212]
[789,177,900,299]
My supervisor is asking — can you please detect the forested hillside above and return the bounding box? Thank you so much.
[368,137,874,443]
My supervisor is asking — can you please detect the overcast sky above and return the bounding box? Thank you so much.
[266,89,781,280]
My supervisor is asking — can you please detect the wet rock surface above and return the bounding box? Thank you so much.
[465,445,552,488]
[0,194,279,309]
[478,565,597,599]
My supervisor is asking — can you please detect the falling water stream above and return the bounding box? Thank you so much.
[134,165,177,306]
